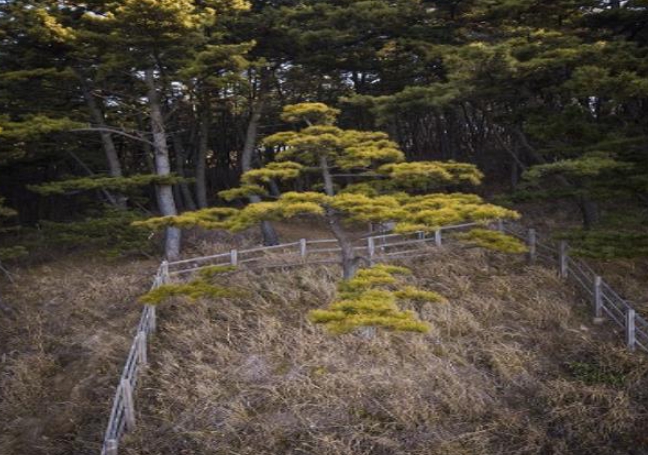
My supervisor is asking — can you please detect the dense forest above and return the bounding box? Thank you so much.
[3,2,648,455]
[1,0,648,265]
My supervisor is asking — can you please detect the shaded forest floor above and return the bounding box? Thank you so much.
[123,248,648,455]
[0,220,647,455]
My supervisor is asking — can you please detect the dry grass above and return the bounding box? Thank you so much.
[0,256,156,455]
[122,249,648,455]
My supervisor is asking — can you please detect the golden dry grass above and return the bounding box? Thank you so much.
[121,249,648,455]
[0,256,157,455]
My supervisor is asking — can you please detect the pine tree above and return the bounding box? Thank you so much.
[309,264,442,334]
[137,102,523,278]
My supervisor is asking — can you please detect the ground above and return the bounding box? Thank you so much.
[0,220,647,455]
[123,247,647,455]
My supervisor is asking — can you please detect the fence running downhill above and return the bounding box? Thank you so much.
[502,223,648,354]
[100,221,647,455]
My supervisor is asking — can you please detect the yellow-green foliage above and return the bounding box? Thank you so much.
[523,152,632,182]
[137,190,521,243]
[240,161,303,185]
[198,265,238,279]
[29,173,190,196]
[280,102,340,125]
[457,229,528,254]
[378,161,484,189]
[309,264,438,335]
[394,286,447,303]
[139,275,244,305]
[133,207,238,230]
[218,184,267,201]
[139,260,244,305]
[394,193,521,232]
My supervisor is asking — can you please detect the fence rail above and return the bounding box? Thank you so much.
[99,220,646,455]
[501,223,647,354]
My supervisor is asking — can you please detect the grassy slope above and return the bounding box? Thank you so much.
[122,248,648,455]
[0,256,157,455]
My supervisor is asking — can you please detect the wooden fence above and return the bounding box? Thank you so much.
[501,223,648,353]
[99,221,646,454]
[100,262,167,455]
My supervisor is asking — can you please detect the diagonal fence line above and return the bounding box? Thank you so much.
[99,220,646,455]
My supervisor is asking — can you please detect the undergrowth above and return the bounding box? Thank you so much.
[121,248,648,455]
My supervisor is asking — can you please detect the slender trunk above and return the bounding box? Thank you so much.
[328,210,360,280]
[577,196,600,230]
[145,69,181,260]
[320,154,359,278]
[80,80,127,208]
[241,97,279,245]
[172,135,198,211]
[196,104,210,208]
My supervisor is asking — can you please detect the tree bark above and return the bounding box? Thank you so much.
[241,96,279,246]
[172,135,198,211]
[195,103,210,208]
[145,69,181,260]
[578,196,600,230]
[80,79,127,209]
[319,154,360,279]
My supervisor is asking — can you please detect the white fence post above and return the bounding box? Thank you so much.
[496,219,504,232]
[559,241,569,279]
[299,238,307,258]
[367,237,375,263]
[105,439,118,455]
[626,309,636,352]
[120,379,136,431]
[593,276,604,323]
[148,306,156,333]
[137,331,147,366]
[160,260,169,284]
[434,230,442,247]
[527,228,537,265]
[417,231,425,241]
[230,249,238,266]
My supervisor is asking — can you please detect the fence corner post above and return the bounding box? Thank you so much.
[626,308,636,352]
[434,230,442,247]
[120,378,136,431]
[230,249,238,266]
[559,241,569,279]
[105,438,118,455]
[527,228,537,265]
[593,276,604,324]
[299,238,307,258]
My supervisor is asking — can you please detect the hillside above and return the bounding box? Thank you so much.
[116,247,648,455]
[0,257,156,455]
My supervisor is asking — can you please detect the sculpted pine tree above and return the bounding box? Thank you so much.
[139,102,524,279]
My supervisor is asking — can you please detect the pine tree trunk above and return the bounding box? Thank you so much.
[329,211,360,280]
[241,95,279,246]
[195,105,210,209]
[172,135,198,211]
[578,196,600,230]
[145,69,181,260]
[80,80,127,209]
[320,154,359,279]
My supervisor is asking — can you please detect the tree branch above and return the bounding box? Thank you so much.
[72,127,155,146]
